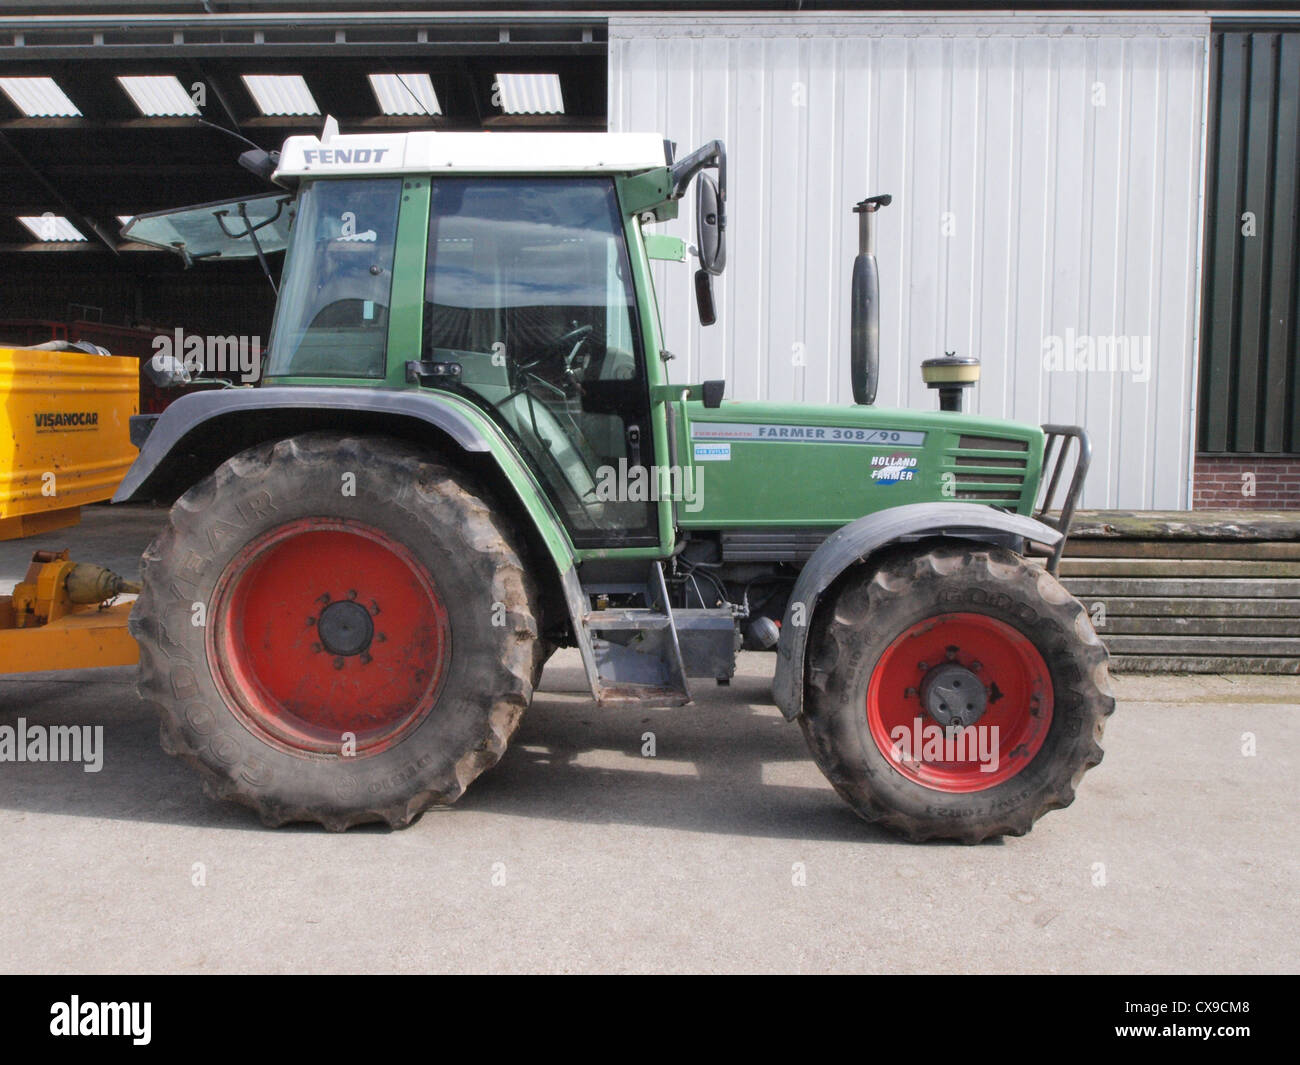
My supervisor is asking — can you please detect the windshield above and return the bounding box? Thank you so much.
[265,178,402,378]
[123,193,293,261]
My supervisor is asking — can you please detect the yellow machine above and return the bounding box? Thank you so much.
[0,345,141,672]
[0,345,139,539]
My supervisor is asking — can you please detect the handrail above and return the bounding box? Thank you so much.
[1034,424,1091,573]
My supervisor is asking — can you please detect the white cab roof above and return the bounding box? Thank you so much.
[274,129,669,180]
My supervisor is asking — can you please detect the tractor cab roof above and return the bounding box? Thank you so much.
[273,129,670,182]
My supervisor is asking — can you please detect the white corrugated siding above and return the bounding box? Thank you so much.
[610,14,1210,508]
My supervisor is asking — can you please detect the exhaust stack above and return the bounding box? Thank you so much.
[850,194,891,405]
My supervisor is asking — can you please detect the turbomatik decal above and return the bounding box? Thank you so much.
[691,422,925,446]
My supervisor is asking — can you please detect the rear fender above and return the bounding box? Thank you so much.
[116,386,487,501]
[116,386,594,682]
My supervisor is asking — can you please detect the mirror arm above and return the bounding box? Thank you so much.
[669,139,726,206]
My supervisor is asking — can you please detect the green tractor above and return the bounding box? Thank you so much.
[119,127,1113,841]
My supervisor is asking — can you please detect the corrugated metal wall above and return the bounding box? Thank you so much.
[1199,28,1300,455]
[610,14,1210,508]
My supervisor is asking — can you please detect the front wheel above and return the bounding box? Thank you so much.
[130,433,543,830]
[800,544,1115,843]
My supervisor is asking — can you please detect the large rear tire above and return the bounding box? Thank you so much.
[130,433,543,830]
[800,543,1114,843]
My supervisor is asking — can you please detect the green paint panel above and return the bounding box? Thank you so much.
[675,400,1043,526]
[644,234,686,261]
[385,177,431,387]
[413,388,578,570]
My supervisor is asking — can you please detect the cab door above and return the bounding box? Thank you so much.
[420,177,658,549]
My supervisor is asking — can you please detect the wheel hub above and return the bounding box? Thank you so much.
[920,661,987,728]
[865,612,1054,792]
[208,519,451,758]
[315,599,374,658]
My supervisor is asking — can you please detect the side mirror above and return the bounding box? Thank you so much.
[695,173,725,276]
[694,269,717,326]
[144,353,192,389]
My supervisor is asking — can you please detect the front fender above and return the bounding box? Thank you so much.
[771,503,1063,720]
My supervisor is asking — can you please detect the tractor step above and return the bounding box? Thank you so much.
[576,562,691,707]
[595,683,691,706]
[567,563,741,706]
[583,608,673,630]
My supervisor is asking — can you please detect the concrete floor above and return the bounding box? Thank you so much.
[0,503,1296,974]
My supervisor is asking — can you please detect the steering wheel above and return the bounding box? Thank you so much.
[554,323,593,351]
[515,323,594,393]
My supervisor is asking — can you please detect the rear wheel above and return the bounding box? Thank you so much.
[131,433,542,830]
[801,544,1114,842]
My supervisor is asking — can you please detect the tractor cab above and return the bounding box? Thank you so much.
[127,130,693,549]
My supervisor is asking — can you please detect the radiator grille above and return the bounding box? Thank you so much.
[949,436,1029,503]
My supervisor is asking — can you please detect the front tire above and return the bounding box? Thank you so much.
[131,433,542,830]
[800,544,1114,843]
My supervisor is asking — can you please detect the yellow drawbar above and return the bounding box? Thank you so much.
[0,346,139,540]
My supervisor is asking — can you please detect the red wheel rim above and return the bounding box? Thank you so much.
[866,612,1052,792]
[208,518,451,757]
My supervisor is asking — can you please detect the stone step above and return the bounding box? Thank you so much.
[1062,577,1300,597]
[1109,655,1300,675]
[1096,615,1300,635]
[1059,513,1299,672]
[1103,635,1300,655]
[1073,596,1300,617]
[1059,557,1300,577]
[1065,539,1300,559]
